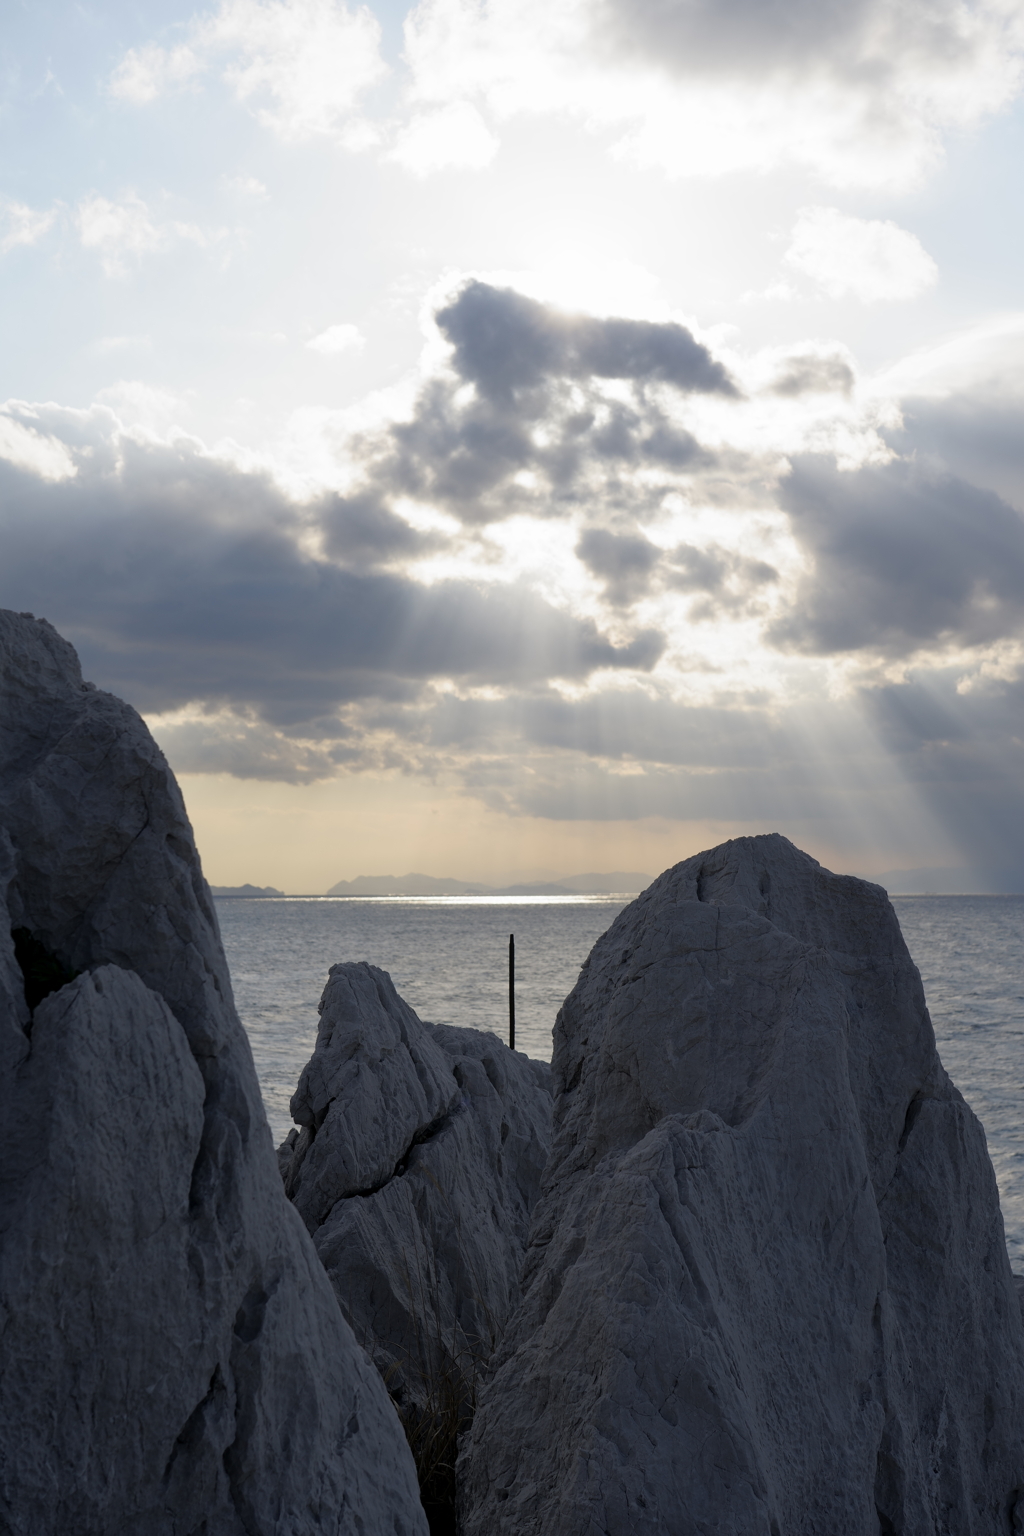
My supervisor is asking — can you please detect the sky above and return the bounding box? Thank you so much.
[5,0,1024,891]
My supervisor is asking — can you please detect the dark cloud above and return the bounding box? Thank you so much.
[770,352,854,397]
[382,384,709,523]
[319,489,440,566]
[334,668,1024,872]
[365,285,726,526]
[770,456,1024,656]
[442,695,900,830]
[863,671,1024,869]
[886,393,1024,511]
[0,436,664,733]
[434,281,739,402]
[385,378,538,512]
[13,395,1024,867]
[574,527,777,611]
[593,0,978,83]
[322,285,736,531]
[8,295,1024,879]
[416,677,1024,878]
[576,527,661,605]
[420,687,781,769]
[641,421,707,466]
[666,544,778,614]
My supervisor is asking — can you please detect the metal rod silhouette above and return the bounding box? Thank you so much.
[508,933,515,1050]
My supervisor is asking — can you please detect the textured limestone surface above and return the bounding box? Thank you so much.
[0,610,426,1536]
[279,961,552,1425]
[458,833,1024,1536]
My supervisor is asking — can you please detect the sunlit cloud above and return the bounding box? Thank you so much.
[109,43,200,102]
[108,0,1024,186]
[401,0,1024,187]
[110,0,387,144]
[388,99,499,173]
[75,193,217,278]
[784,206,939,303]
[0,199,58,255]
[222,174,270,199]
[307,322,366,354]
[0,409,77,483]
[874,312,1024,402]
[76,194,164,275]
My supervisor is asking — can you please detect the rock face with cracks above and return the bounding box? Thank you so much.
[0,610,427,1536]
[279,962,552,1445]
[458,834,1024,1536]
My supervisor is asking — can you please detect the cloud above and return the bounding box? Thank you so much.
[223,175,270,199]
[784,207,939,303]
[575,528,661,606]
[109,43,201,103]
[110,0,386,144]
[307,322,365,355]
[109,0,1018,187]
[889,391,1024,512]
[413,686,931,842]
[572,526,778,613]
[402,0,1024,187]
[770,456,1024,658]
[146,707,347,781]
[317,488,444,566]
[76,194,213,278]
[0,409,77,483]
[665,544,778,616]
[349,279,734,529]
[770,348,855,397]
[0,200,57,256]
[7,340,1024,867]
[593,0,1003,88]
[436,281,739,400]
[862,669,1024,869]
[0,415,664,755]
[389,100,499,173]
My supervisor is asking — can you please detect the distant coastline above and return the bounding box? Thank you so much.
[324,870,653,898]
[208,872,653,897]
[209,883,285,897]
[212,869,1024,899]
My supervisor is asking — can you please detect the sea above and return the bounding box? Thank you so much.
[215,892,1024,1272]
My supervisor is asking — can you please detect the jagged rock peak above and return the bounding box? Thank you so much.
[458,833,1024,1536]
[0,610,426,1536]
[280,960,552,1519]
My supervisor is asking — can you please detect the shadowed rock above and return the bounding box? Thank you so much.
[458,834,1024,1535]
[279,961,551,1508]
[0,610,426,1536]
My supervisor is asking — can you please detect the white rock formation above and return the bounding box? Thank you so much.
[458,834,1024,1536]
[0,611,426,1536]
[279,962,551,1470]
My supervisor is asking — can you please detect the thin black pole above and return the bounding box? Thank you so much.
[508,933,515,1050]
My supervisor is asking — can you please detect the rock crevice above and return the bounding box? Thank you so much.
[279,959,553,1517]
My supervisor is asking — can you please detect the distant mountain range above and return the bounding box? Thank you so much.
[209,883,284,896]
[325,871,652,897]
[211,869,1024,898]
